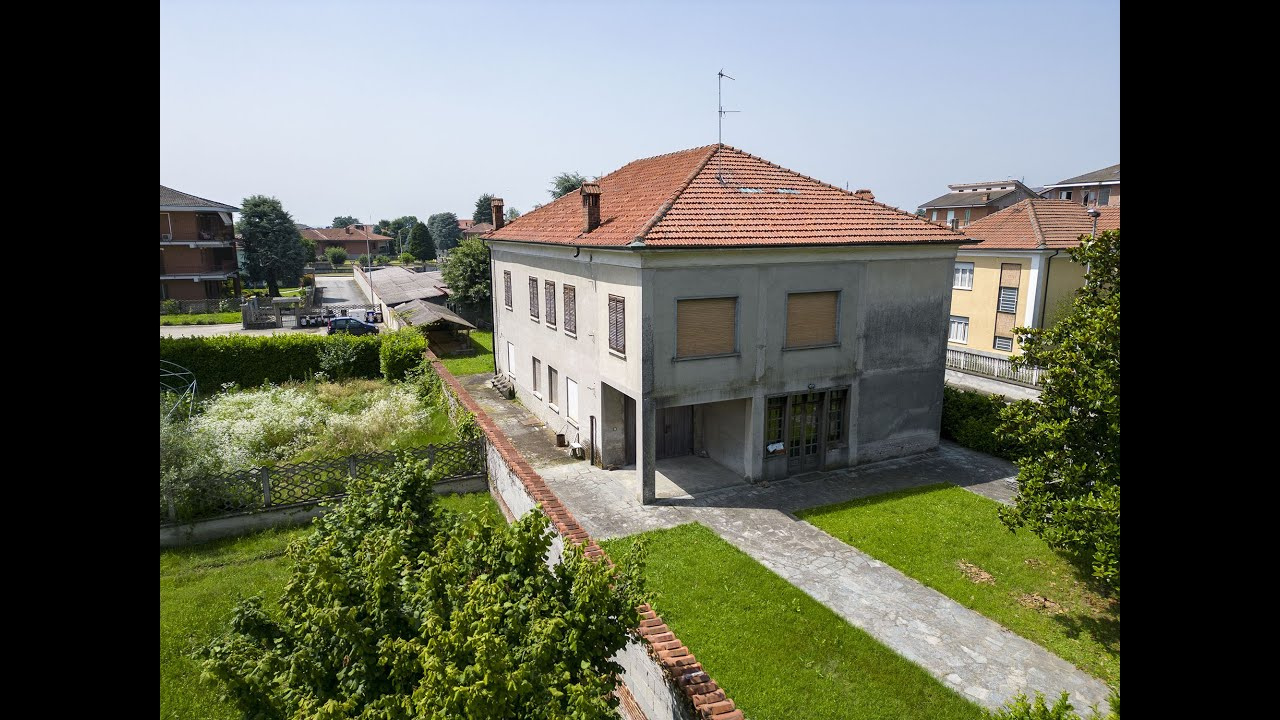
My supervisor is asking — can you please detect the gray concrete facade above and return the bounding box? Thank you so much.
[490,242,959,504]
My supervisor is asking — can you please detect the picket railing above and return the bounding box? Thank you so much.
[946,348,1044,386]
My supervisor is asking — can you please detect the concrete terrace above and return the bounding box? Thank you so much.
[458,372,1111,713]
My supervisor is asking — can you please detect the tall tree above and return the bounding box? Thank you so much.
[407,221,435,262]
[239,195,309,296]
[332,215,358,228]
[549,172,588,199]
[505,207,522,223]
[441,236,490,306]
[427,212,463,253]
[472,193,495,224]
[375,215,419,249]
[998,228,1121,592]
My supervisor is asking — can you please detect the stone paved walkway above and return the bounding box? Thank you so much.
[459,374,1110,712]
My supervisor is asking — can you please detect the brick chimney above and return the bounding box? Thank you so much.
[491,197,505,230]
[344,225,352,234]
[853,189,875,201]
[982,193,991,202]
[581,182,601,233]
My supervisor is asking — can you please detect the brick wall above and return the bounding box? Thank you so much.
[428,350,744,720]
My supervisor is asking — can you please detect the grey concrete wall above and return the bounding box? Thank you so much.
[701,398,749,476]
[855,256,953,463]
[613,640,690,720]
[484,441,565,567]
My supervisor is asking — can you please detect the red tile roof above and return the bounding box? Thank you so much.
[486,145,967,248]
[960,199,1120,250]
[300,225,392,242]
[458,219,475,230]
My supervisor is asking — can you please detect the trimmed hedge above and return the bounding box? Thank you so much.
[941,386,1021,460]
[379,328,427,381]
[160,334,382,389]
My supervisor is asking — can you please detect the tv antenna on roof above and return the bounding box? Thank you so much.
[717,69,739,183]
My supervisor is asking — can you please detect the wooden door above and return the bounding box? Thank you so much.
[656,406,693,459]
[787,392,824,472]
[624,395,637,466]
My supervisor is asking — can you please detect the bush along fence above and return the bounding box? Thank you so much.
[160,333,383,389]
[160,297,244,315]
[426,349,744,720]
[941,386,1023,460]
[160,441,485,526]
[946,347,1044,386]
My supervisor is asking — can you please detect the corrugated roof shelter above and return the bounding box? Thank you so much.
[366,266,449,306]
[394,299,476,329]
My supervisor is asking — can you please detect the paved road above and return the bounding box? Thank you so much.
[316,275,368,304]
[161,323,324,338]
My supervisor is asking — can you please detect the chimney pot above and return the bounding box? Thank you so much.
[345,225,351,234]
[853,188,875,201]
[491,197,505,230]
[581,182,601,233]
[982,193,990,202]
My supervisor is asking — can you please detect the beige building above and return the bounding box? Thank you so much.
[917,180,1039,230]
[948,199,1119,359]
[1041,163,1119,207]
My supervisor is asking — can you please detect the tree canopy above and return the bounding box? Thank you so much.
[999,228,1120,592]
[441,236,491,307]
[331,215,358,228]
[203,456,645,719]
[427,212,463,253]
[473,193,495,224]
[407,220,435,262]
[375,215,419,251]
[239,195,309,296]
[549,172,588,199]
[505,207,522,223]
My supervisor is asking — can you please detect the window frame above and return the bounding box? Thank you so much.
[503,270,512,310]
[948,315,970,344]
[1099,187,1111,206]
[607,294,626,356]
[544,279,557,329]
[528,277,539,321]
[532,356,542,397]
[953,262,974,290]
[993,336,1014,352]
[547,365,559,409]
[563,284,577,336]
[673,294,740,360]
[997,286,1019,314]
[783,289,842,350]
[565,377,579,425]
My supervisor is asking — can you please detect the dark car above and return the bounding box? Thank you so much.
[326,317,379,336]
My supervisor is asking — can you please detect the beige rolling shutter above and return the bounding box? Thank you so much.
[995,311,1017,335]
[786,291,839,347]
[1000,263,1022,288]
[676,297,737,357]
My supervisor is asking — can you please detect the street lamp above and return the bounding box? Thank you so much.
[1086,206,1101,238]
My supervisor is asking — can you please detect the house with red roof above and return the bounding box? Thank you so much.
[300,224,393,258]
[483,144,970,503]
[160,185,241,300]
[948,199,1120,360]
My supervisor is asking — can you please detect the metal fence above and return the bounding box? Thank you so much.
[160,441,486,525]
[160,298,244,315]
[945,348,1044,386]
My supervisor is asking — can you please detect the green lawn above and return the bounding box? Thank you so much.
[797,484,1119,686]
[160,492,500,719]
[603,523,984,720]
[160,312,241,326]
[438,330,495,376]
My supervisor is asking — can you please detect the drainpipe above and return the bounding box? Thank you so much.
[488,242,498,376]
[1037,250,1060,328]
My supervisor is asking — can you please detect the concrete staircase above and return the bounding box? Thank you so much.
[490,373,515,399]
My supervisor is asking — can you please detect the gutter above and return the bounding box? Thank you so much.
[1037,250,1060,328]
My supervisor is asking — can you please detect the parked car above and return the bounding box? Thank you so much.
[326,317,379,336]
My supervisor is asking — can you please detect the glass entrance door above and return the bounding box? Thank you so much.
[787,392,824,472]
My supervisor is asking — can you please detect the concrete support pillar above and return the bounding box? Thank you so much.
[638,396,656,504]
[744,391,764,482]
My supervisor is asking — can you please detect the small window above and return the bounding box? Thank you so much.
[765,397,786,457]
[1099,187,1111,206]
[608,295,625,354]
[946,209,955,224]
[931,210,938,221]
[544,280,556,327]
[503,270,512,309]
[953,262,974,290]
[506,342,516,378]
[964,208,971,223]
[785,291,839,348]
[528,278,539,320]
[532,357,541,393]
[998,286,1019,314]
[826,389,847,444]
[994,336,1014,352]
[676,297,737,357]
[563,285,577,335]
[566,378,579,422]
[1059,189,1072,201]
[548,366,558,406]
[1082,191,1097,206]
[948,315,969,344]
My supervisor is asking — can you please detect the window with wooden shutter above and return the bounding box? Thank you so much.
[544,280,556,326]
[529,277,539,319]
[608,294,625,354]
[503,270,512,309]
[785,291,839,348]
[676,297,737,357]
[563,285,577,335]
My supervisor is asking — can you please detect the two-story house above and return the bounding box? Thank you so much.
[947,199,1120,359]
[300,224,393,258]
[484,145,969,503]
[1041,164,1119,206]
[917,180,1039,229]
[160,185,241,300]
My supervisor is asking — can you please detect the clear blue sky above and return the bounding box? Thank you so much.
[160,0,1120,228]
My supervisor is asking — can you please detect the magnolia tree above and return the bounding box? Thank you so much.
[203,457,646,719]
[999,228,1121,592]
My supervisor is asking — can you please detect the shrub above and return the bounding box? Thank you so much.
[202,458,645,719]
[374,254,390,266]
[941,387,1021,460]
[160,413,262,522]
[399,251,415,265]
[988,690,1118,720]
[323,246,347,265]
[379,328,427,381]
[357,253,371,267]
[160,334,381,389]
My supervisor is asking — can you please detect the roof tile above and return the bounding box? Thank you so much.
[960,199,1120,250]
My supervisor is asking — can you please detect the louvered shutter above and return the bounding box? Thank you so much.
[545,280,556,326]
[503,271,512,308]
[529,277,539,319]
[676,297,737,357]
[785,291,839,347]
[997,287,1018,314]
[608,295,625,353]
[563,285,577,334]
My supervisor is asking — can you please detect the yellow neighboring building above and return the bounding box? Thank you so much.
[947,199,1120,361]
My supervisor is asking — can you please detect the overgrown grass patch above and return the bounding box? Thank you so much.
[160,492,500,720]
[603,523,984,720]
[439,330,495,376]
[797,484,1119,686]
[160,311,241,326]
